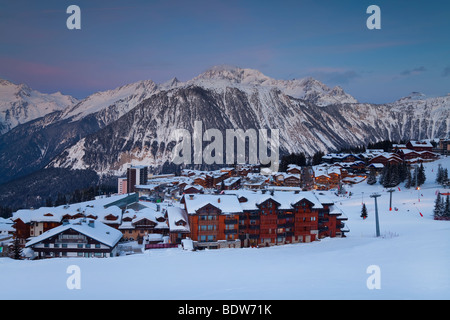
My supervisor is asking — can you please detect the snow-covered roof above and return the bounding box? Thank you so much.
[368,163,384,168]
[216,177,241,186]
[25,218,123,248]
[12,194,128,225]
[0,217,13,224]
[313,165,341,178]
[119,207,167,230]
[183,194,243,215]
[409,140,433,148]
[224,190,324,211]
[166,206,190,232]
[0,223,15,233]
[184,184,204,191]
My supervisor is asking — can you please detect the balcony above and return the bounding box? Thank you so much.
[224,219,238,225]
[284,222,294,228]
[224,229,238,235]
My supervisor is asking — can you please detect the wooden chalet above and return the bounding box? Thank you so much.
[25,218,123,259]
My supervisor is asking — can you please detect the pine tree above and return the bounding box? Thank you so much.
[405,169,412,189]
[445,195,450,219]
[436,164,443,184]
[361,203,368,219]
[433,193,444,220]
[443,168,449,186]
[417,163,426,186]
[367,170,377,185]
[398,162,408,183]
[380,164,389,187]
[312,151,324,166]
[9,237,23,260]
[388,164,400,187]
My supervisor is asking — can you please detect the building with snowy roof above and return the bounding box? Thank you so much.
[25,218,123,259]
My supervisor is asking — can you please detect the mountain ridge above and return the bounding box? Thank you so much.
[0,67,449,184]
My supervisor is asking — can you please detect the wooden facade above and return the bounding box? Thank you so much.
[184,192,347,249]
[187,203,240,249]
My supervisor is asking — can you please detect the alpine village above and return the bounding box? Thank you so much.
[1,138,449,260]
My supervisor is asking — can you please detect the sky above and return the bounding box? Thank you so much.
[0,0,449,103]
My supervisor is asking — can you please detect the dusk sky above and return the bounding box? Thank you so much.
[0,0,449,103]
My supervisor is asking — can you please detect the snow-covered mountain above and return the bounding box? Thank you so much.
[61,80,158,123]
[187,66,358,106]
[48,76,449,177]
[1,66,449,183]
[0,79,78,135]
[0,80,159,184]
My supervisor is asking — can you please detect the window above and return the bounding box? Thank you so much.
[77,244,83,249]
[86,244,91,249]
[95,244,101,249]
[62,244,68,248]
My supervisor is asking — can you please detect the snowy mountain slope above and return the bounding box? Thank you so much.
[388,93,450,140]
[48,84,450,177]
[0,79,78,135]
[61,80,158,122]
[0,81,159,184]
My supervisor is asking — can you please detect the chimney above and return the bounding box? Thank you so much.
[88,219,95,228]
[189,194,194,200]
[218,197,221,203]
